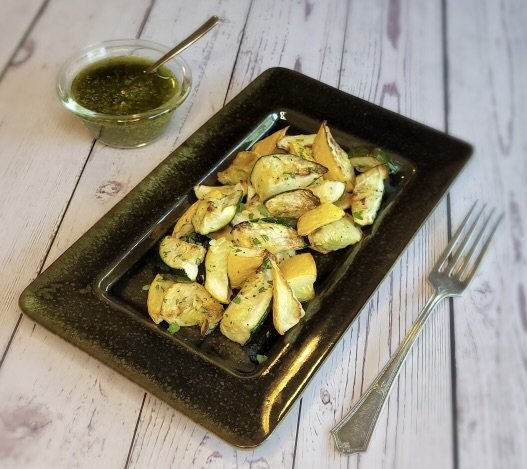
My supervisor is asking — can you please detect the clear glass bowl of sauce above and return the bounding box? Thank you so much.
[57,39,192,148]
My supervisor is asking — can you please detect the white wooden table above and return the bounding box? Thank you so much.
[1,0,525,467]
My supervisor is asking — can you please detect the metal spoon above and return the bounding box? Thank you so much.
[144,15,220,74]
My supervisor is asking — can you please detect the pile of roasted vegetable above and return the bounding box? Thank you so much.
[146,122,397,346]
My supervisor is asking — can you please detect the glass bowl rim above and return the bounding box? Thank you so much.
[56,38,193,123]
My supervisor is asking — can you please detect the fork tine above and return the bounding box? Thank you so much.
[460,212,504,283]
[445,204,487,276]
[434,201,478,272]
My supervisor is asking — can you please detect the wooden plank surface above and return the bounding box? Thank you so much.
[295,1,454,467]
[0,0,525,467]
[0,0,46,73]
[0,0,158,466]
[447,0,527,468]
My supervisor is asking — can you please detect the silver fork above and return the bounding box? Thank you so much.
[330,202,504,454]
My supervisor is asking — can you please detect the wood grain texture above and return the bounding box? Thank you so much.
[447,0,527,468]
[0,0,159,467]
[294,1,455,466]
[227,0,348,95]
[0,0,158,355]
[0,0,47,74]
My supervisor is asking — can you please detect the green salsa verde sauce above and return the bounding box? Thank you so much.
[71,56,178,115]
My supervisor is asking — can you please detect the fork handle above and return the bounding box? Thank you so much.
[330,290,448,453]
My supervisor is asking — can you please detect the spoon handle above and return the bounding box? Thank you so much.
[145,15,220,73]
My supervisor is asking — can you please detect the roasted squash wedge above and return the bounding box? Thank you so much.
[147,274,176,324]
[217,151,260,185]
[191,188,243,235]
[227,246,265,289]
[220,268,273,345]
[160,281,224,335]
[232,219,306,254]
[205,237,232,303]
[297,203,345,236]
[251,127,289,156]
[279,253,317,303]
[350,165,389,226]
[159,236,207,281]
[264,189,320,218]
[308,214,362,253]
[250,154,327,201]
[271,258,305,334]
[307,179,346,204]
[312,121,354,188]
[172,201,199,239]
[277,134,316,161]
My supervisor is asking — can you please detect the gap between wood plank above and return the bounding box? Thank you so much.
[441,0,460,467]
[0,139,97,370]
[124,393,147,469]
[0,0,50,83]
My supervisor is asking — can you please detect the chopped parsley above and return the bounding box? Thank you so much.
[257,205,269,216]
[256,354,268,364]
[375,149,400,174]
[167,323,180,334]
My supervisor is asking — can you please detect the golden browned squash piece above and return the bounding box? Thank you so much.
[308,214,363,253]
[271,257,305,335]
[312,121,355,189]
[160,282,224,335]
[220,268,273,345]
[251,127,289,156]
[264,189,320,218]
[296,202,345,236]
[279,253,317,303]
[350,164,389,226]
[147,274,176,324]
[250,154,327,201]
[227,246,265,289]
[232,219,306,254]
[204,237,233,304]
[191,188,243,235]
[159,236,207,281]
[217,150,260,185]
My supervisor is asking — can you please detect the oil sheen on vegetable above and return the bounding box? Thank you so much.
[71,56,178,115]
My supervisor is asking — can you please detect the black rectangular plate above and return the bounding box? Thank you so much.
[20,67,472,447]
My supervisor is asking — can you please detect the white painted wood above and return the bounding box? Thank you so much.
[0,0,161,468]
[294,1,455,467]
[447,0,527,468]
[226,0,348,94]
[0,0,45,72]
[0,0,158,353]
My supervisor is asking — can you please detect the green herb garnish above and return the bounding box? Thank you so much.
[256,354,268,364]
[375,149,400,174]
[167,322,180,334]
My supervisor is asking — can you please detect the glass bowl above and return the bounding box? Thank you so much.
[57,39,192,148]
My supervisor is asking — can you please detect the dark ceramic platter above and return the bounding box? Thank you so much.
[20,68,472,447]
